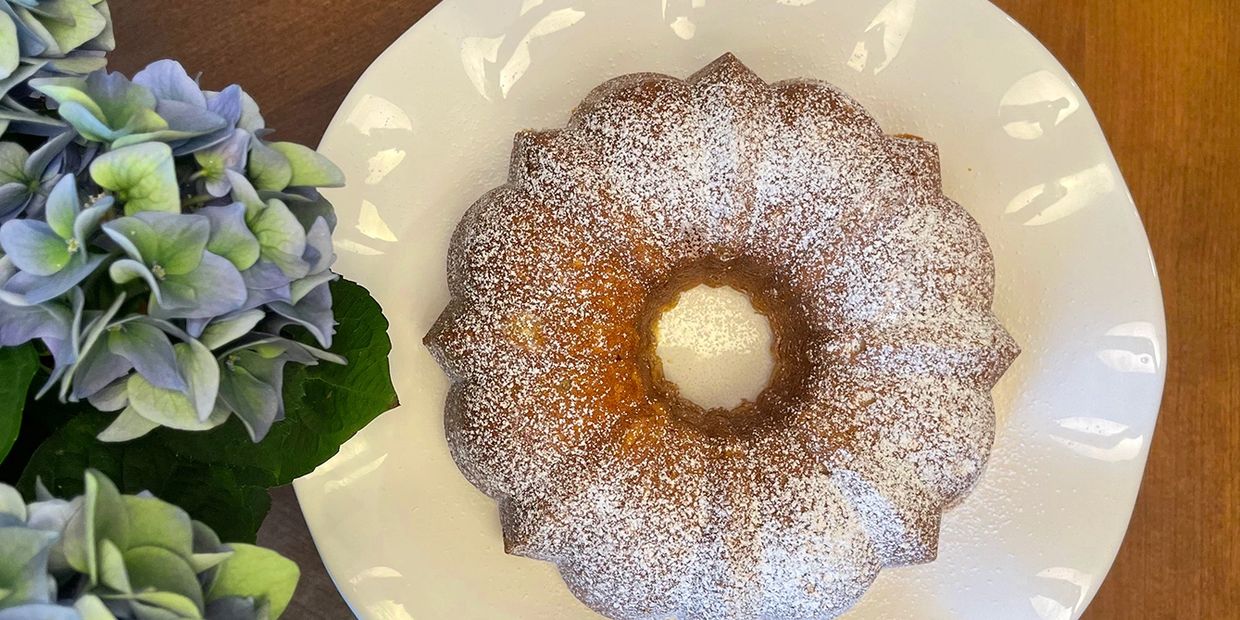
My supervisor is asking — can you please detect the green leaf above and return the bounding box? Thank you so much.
[0,345,38,463]
[205,543,297,619]
[90,143,180,215]
[18,279,396,542]
[268,142,344,188]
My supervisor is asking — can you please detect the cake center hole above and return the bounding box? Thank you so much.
[653,285,775,411]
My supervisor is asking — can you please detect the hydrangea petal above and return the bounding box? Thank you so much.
[203,543,298,618]
[266,281,334,348]
[29,76,107,120]
[132,59,205,107]
[303,216,334,275]
[289,270,336,306]
[218,361,278,441]
[0,184,30,222]
[43,173,79,239]
[73,199,112,249]
[127,339,219,426]
[0,605,77,620]
[24,131,75,181]
[147,214,209,276]
[199,309,264,351]
[44,54,108,75]
[90,142,179,214]
[0,527,54,604]
[107,257,158,290]
[0,14,18,81]
[196,129,250,197]
[59,293,125,401]
[248,199,308,278]
[1,253,105,305]
[149,98,227,141]
[62,470,129,578]
[39,0,106,54]
[0,142,28,184]
[237,89,265,133]
[69,341,131,401]
[106,212,209,275]
[109,321,186,392]
[247,138,291,192]
[269,141,345,188]
[74,595,115,620]
[97,406,159,442]
[205,85,242,127]
[200,202,259,270]
[152,252,246,319]
[222,169,256,205]
[0,288,71,348]
[0,219,68,275]
[54,100,120,143]
[83,70,160,133]
[86,379,128,412]
[239,259,291,309]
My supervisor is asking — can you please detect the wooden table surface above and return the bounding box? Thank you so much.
[110,1,1238,618]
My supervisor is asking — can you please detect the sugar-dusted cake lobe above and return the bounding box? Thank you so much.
[425,54,1019,620]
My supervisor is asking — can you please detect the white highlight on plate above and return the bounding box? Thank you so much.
[670,16,697,40]
[461,8,586,101]
[334,238,385,257]
[1000,70,1081,140]
[345,94,414,136]
[1005,162,1116,226]
[1096,321,1162,374]
[498,8,586,98]
[1029,566,1094,620]
[1050,417,1143,462]
[365,148,407,185]
[848,0,918,74]
[349,566,405,586]
[357,200,400,243]
[654,285,774,410]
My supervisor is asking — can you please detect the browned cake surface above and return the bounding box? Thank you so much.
[426,54,1018,620]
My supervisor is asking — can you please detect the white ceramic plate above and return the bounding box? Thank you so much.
[297,1,1167,618]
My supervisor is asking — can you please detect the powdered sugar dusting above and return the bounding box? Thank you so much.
[425,54,1019,620]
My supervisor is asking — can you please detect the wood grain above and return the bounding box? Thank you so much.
[107,1,1238,618]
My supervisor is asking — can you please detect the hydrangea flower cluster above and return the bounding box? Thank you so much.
[0,57,346,443]
[0,0,114,129]
[0,470,299,619]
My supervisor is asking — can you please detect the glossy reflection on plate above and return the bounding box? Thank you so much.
[298,1,1166,619]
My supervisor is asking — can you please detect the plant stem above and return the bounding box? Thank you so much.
[182,193,214,207]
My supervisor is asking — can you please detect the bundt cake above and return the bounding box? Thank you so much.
[425,53,1019,620]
